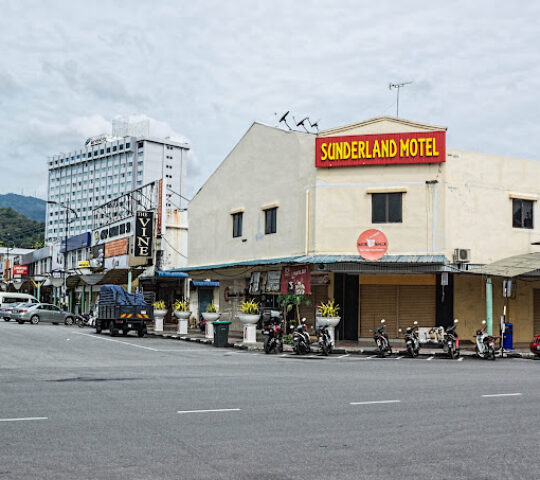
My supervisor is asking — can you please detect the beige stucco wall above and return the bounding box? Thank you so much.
[188,123,316,267]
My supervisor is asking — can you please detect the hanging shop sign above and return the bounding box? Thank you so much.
[280,265,311,295]
[356,229,388,261]
[265,270,282,293]
[78,261,90,269]
[315,131,446,168]
[134,211,154,257]
[13,265,28,276]
[105,237,128,258]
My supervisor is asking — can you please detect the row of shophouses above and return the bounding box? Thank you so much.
[2,116,540,344]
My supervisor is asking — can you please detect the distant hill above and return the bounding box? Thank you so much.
[0,194,46,222]
[0,208,45,248]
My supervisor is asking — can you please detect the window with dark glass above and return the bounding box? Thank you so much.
[371,193,402,223]
[232,212,243,238]
[264,207,277,234]
[512,198,533,229]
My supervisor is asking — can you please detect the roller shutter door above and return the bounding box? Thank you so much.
[360,285,397,337]
[534,290,540,334]
[397,286,436,331]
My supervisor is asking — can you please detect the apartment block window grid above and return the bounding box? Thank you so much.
[264,207,277,234]
[371,193,402,223]
[512,198,533,229]
[232,212,243,238]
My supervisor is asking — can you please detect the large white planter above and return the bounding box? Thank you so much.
[316,316,341,345]
[238,313,260,344]
[202,312,221,339]
[154,309,167,332]
[175,311,191,335]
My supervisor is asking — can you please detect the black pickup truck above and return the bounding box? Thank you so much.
[95,285,154,337]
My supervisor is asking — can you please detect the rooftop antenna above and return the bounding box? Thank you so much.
[278,111,292,130]
[308,118,320,133]
[388,81,413,118]
[294,116,310,133]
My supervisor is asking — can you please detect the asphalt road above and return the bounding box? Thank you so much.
[0,322,538,480]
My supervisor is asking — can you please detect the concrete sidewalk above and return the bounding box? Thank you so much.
[147,325,537,359]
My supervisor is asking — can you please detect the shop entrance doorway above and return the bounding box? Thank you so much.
[333,273,359,341]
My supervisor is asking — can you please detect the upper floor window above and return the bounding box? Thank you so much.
[371,193,402,223]
[264,207,277,234]
[232,212,243,238]
[513,198,533,229]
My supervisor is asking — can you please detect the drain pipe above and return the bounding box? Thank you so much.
[486,276,493,336]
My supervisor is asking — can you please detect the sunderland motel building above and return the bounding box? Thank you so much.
[182,116,540,345]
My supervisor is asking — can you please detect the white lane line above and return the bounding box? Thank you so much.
[396,356,403,360]
[482,393,522,398]
[427,356,434,361]
[367,355,378,359]
[457,357,464,362]
[350,400,401,406]
[337,354,350,359]
[0,417,48,422]
[280,354,288,357]
[74,333,158,351]
[177,408,241,414]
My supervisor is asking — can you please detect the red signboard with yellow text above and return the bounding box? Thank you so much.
[315,131,446,168]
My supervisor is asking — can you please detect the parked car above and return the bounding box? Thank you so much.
[14,303,75,325]
[530,335,540,357]
[0,301,35,321]
[0,294,39,320]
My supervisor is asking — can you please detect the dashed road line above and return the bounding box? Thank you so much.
[350,400,401,406]
[74,333,159,351]
[0,417,48,422]
[482,393,522,398]
[177,408,241,414]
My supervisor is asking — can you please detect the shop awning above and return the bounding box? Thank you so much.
[468,252,540,278]
[155,270,188,278]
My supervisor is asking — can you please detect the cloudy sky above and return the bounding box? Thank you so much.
[1,0,539,199]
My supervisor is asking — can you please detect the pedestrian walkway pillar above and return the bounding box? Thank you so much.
[127,271,132,293]
[37,283,41,302]
[88,286,92,312]
[486,277,493,336]
[82,285,86,313]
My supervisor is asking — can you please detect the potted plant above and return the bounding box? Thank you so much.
[201,301,220,339]
[173,299,191,335]
[237,299,260,343]
[316,300,341,344]
[153,300,167,332]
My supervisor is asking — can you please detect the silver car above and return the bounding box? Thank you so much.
[0,302,36,321]
[15,303,75,326]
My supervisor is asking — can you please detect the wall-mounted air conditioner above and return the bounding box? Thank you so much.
[453,248,471,263]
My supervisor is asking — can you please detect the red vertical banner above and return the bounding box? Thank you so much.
[157,179,163,234]
[280,265,311,295]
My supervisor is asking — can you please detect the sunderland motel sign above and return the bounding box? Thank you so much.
[134,211,154,257]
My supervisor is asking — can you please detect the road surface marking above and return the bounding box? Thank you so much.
[0,417,48,422]
[395,356,403,360]
[74,333,159,351]
[350,400,401,406]
[367,355,378,359]
[337,354,350,358]
[457,357,464,362]
[427,356,434,361]
[482,393,522,398]
[177,408,241,414]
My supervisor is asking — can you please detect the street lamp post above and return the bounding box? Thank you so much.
[47,200,78,308]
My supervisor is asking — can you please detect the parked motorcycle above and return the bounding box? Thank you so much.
[263,313,284,354]
[317,324,333,356]
[373,319,392,357]
[444,319,460,359]
[198,316,206,333]
[76,311,96,328]
[400,321,420,357]
[474,320,497,360]
[293,318,311,355]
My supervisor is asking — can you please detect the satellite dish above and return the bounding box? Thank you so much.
[278,111,292,130]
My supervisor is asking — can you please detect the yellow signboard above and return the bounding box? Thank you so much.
[78,261,90,268]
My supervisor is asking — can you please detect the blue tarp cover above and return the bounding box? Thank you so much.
[99,285,147,306]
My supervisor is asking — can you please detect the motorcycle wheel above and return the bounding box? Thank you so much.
[320,341,328,356]
[264,336,272,354]
[489,347,496,361]
[377,342,384,357]
[449,346,456,359]
[408,345,416,358]
[278,342,283,353]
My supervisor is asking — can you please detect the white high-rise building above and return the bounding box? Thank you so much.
[45,120,189,245]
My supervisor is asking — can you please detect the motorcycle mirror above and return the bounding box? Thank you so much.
[454,319,459,324]
[482,320,486,325]
[414,321,418,325]
[381,319,386,324]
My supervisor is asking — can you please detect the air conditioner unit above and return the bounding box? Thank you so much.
[453,248,471,263]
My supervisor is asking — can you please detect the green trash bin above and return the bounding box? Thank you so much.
[213,321,231,347]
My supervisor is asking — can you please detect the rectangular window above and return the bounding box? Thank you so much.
[513,198,533,229]
[264,207,277,234]
[371,193,402,223]
[232,212,243,238]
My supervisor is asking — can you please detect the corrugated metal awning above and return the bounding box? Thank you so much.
[468,252,540,278]
[156,270,189,278]
[192,280,220,287]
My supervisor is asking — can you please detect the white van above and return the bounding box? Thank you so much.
[0,293,39,321]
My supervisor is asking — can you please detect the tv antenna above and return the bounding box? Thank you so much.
[278,111,292,130]
[388,81,413,118]
[294,116,310,133]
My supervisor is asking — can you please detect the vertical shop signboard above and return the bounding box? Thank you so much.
[135,211,154,257]
[280,265,311,295]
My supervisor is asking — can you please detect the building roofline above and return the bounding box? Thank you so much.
[319,116,447,136]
